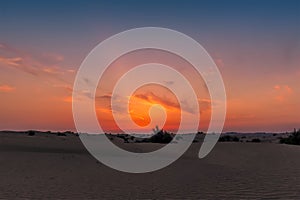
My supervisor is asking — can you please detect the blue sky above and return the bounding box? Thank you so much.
[1,0,299,70]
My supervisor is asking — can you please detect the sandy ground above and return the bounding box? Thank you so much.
[0,132,299,199]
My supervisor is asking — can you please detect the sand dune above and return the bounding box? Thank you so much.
[0,132,299,199]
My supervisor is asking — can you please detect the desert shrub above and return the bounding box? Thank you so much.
[27,130,35,136]
[192,139,199,143]
[116,134,130,141]
[63,131,74,135]
[146,129,174,143]
[218,135,240,142]
[57,132,66,136]
[251,138,261,143]
[280,129,300,145]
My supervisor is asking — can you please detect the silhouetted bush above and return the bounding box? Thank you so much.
[142,129,173,143]
[57,132,66,136]
[27,130,35,136]
[218,135,240,142]
[251,138,261,143]
[280,129,300,145]
[63,131,74,135]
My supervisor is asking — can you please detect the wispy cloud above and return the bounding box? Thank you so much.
[274,85,281,90]
[42,67,65,75]
[197,98,212,113]
[52,84,73,92]
[214,58,224,68]
[96,93,112,100]
[62,96,73,103]
[0,56,23,67]
[0,43,74,76]
[134,91,180,111]
[211,52,225,68]
[95,91,212,116]
[41,52,64,63]
[0,84,15,92]
[273,84,293,102]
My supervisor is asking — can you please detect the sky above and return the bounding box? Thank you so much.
[0,0,299,132]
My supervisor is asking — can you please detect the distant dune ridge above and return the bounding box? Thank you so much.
[0,130,299,199]
[104,129,298,145]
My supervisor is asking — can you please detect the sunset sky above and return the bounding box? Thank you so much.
[0,0,299,132]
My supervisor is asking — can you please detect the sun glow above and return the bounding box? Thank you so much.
[128,86,181,131]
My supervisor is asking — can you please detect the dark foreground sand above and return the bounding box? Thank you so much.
[0,132,299,199]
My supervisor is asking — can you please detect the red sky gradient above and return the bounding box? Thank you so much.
[0,43,299,133]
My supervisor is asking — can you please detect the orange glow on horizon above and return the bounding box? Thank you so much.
[0,44,299,132]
